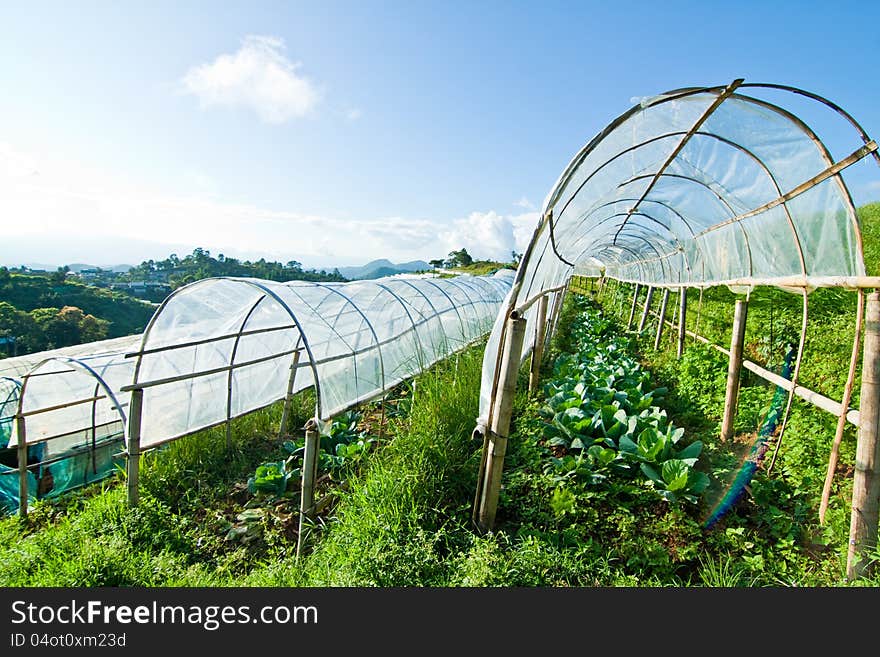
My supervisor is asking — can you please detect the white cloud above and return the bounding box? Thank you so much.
[438,210,538,262]
[514,196,534,210]
[181,35,321,124]
[0,143,540,269]
[346,108,363,121]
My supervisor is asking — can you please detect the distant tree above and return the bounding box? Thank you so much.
[50,266,69,284]
[511,250,522,266]
[428,258,445,269]
[446,248,474,268]
[0,267,10,285]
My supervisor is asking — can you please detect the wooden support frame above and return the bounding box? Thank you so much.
[278,350,302,440]
[475,312,527,532]
[847,292,880,580]
[16,414,28,517]
[627,283,641,330]
[654,288,670,350]
[297,418,321,558]
[529,295,549,394]
[126,388,144,507]
[720,299,748,443]
[820,290,865,524]
[637,286,654,333]
[677,286,687,358]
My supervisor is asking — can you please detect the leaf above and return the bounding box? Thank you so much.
[661,460,690,492]
[618,435,639,454]
[640,463,663,485]
[637,428,665,462]
[570,437,586,450]
[687,471,710,494]
[676,440,703,464]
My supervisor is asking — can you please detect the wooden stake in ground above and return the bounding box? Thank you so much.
[529,295,549,394]
[820,290,864,524]
[16,413,28,517]
[720,299,748,443]
[677,286,687,358]
[278,350,302,440]
[297,418,321,558]
[637,286,654,333]
[626,283,642,331]
[654,289,670,350]
[847,291,880,580]
[126,388,144,507]
[475,312,526,533]
[627,284,641,330]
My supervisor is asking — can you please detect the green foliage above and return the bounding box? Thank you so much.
[534,300,707,505]
[123,247,347,290]
[0,273,152,353]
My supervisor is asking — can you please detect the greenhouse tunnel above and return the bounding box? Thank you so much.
[473,80,880,577]
[4,270,514,514]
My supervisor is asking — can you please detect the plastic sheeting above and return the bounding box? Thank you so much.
[478,81,879,426]
[5,271,514,455]
[133,272,513,447]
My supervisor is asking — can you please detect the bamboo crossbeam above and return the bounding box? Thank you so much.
[513,285,567,315]
[17,395,107,418]
[606,274,880,292]
[122,347,301,391]
[125,323,300,358]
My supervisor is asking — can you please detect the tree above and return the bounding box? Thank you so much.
[428,259,445,269]
[446,248,474,268]
[50,266,69,284]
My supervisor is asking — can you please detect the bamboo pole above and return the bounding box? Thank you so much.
[297,419,320,558]
[475,313,526,532]
[126,388,143,507]
[627,284,641,330]
[677,286,687,358]
[278,350,302,440]
[820,290,865,524]
[17,414,28,517]
[654,288,670,350]
[637,286,654,333]
[529,295,549,394]
[847,292,880,580]
[720,299,748,443]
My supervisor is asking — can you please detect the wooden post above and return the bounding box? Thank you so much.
[127,388,143,507]
[529,295,549,394]
[677,286,687,358]
[820,290,865,524]
[627,284,641,330]
[654,289,670,350]
[847,292,880,580]
[476,313,527,532]
[297,419,320,557]
[16,414,28,518]
[720,299,748,443]
[278,350,302,440]
[637,286,654,333]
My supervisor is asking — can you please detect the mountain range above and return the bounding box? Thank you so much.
[336,259,432,280]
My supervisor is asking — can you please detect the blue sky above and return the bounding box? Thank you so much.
[1,0,878,268]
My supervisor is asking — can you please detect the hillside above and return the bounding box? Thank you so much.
[0,272,154,353]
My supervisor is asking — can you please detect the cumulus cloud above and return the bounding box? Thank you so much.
[438,210,538,262]
[0,143,542,268]
[181,35,321,123]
